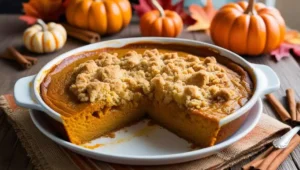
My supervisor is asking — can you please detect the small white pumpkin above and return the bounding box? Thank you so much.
[23,19,67,53]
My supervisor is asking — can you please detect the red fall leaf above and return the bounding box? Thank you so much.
[187,0,217,32]
[271,30,300,61]
[19,15,37,25]
[133,0,192,24]
[19,0,66,25]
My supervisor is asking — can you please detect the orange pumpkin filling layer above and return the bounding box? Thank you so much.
[41,43,253,147]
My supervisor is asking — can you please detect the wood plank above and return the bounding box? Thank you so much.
[293,55,300,67]
[128,19,140,38]
[291,145,300,169]
[278,155,298,170]
[179,29,194,40]
[192,32,213,44]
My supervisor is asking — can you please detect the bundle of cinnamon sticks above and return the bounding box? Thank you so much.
[266,88,300,122]
[243,88,300,170]
[61,23,100,44]
[0,47,37,69]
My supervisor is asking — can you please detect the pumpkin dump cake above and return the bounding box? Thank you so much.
[41,43,253,147]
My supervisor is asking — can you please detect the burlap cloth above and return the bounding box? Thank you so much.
[0,94,290,170]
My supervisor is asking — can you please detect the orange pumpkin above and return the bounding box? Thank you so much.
[210,0,286,55]
[139,0,183,37]
[66,0,132,35]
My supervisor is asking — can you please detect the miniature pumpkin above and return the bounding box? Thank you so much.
[140,0,183,37]
[66,0,132,35]
[210,0,286,55]
[23,19,67,53]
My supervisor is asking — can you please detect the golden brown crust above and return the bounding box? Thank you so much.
[68,49,249,114]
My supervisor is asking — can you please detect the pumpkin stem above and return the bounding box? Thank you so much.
[151,0,165,17]
[245,0,257,15]
[37,19,47,31]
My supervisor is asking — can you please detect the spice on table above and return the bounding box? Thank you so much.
[1,52,37,65]
[61,23,100,44]
[265,93,291,122]
[242,146,274,170]
[7,47,32,69]
[286,88,297,120]
[1,47,37,69]
[256,146,282,169]
[22,55,38,65]
[244,135,300,170]
[268,135,300,169]
[297,102,300,121]
[257,135,300,170]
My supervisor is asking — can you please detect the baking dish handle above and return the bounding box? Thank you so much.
[14,75,44,111]
[251,64,280,96]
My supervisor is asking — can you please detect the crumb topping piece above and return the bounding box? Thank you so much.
[69,49,249,112]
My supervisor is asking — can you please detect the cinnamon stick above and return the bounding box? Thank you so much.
[7,47,32,69]
[1,53,37,65]
[242,146,274,170]
[23,55,37,65]
[256,147,283,169]
[265,94,291,121]
[257,135,300,170]
[61,23,100,44]
[268,135,300,170]
[286,88,296,120]
[297,102,300,121]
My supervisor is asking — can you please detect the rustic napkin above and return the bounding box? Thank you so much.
[0,94,290,170]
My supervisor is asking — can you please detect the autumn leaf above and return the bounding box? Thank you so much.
[19,15,38,25]
[19,0,65,24]
[133,0,192,24]
[187,0,217,32]
[271,30,300,61]
[285,30,300,45]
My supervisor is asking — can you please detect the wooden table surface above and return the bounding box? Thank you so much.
[0,15,300,170]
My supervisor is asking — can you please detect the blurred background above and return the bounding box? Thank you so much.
[0,0,299,29]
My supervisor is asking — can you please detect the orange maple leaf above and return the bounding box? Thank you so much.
[271,30,300,61]
[285,30,300,45]
[187,0,217,32]
[20,0,65,24]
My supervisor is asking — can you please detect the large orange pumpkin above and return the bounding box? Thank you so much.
[66,0,132,35]
[139,0,183,37]
[210,0,285,55]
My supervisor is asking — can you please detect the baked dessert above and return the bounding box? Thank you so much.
[41,43,253,147]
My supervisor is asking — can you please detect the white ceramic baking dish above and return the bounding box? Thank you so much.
[14,37,279,130]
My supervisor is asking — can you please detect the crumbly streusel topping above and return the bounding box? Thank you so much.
[69,49,248,111]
